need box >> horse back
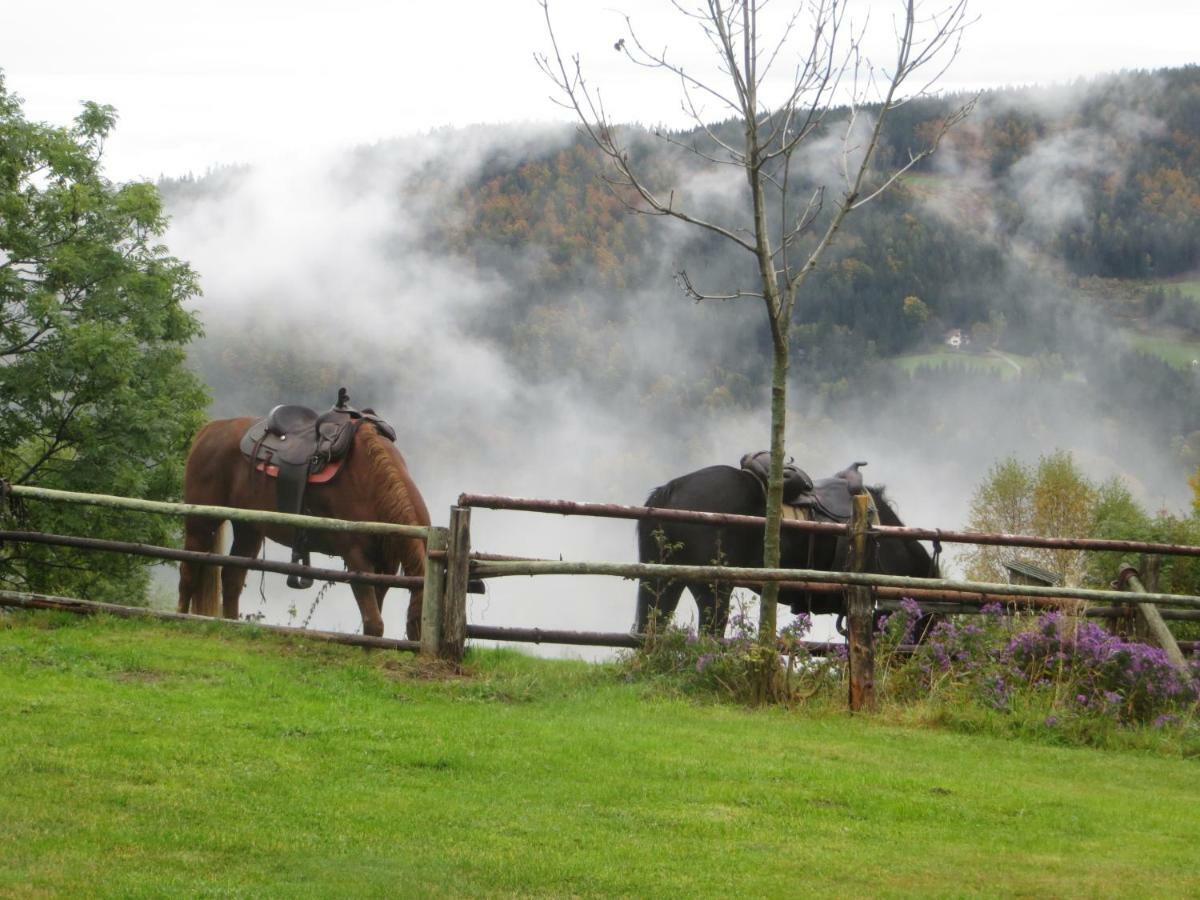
[638,465,764,567]
[183,417,258,507]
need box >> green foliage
[0,74,208,602]
[961,450,1098,585]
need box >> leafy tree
[961,451,1098,586]
[0,74,209,603]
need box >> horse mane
[358,424,423,528]
[868,483,939,577]
[356,423,429,579]
[866,484,896,523]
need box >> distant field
[895,347,1026,378]
[1129,333,1200,369]
[2,613,1197,897]
[1162,278,1200,302]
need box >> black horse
[635,464,938,635]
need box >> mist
[161,104,1194,658]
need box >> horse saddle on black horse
[741,452,878,616]
[239,388,396,588]
[739,451,870,522]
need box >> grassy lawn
[895,347,1025,379]
[1162,278,1200,302]
[1128,333,1200,369]
[1,612,1197,898]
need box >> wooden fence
[2,482,1199,711]
[454,491,1200,709]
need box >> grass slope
[1,612,1197,898]
[895,347,1027,379]
[1129,333,1200,369]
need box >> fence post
[440,506,471,663]
[1117,562,1187,669]
[421,526,448,657]
[847,493,876,711]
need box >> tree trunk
[754,322,789,702]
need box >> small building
[1004,560,1063,587]
[944,328,970,350]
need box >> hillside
[2,612,1198,896]
[161,67,1200,494]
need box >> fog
[162,110,1192,659]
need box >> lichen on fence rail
[457,492,1200,557]
[8,483,430,539]
[468,558,1200,610]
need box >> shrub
[623,597,1200,747]
[621,603,834,704]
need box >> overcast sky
[2,0,1197,182]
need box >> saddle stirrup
[287,532,315,590]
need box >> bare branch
[537,0,759,255]
[675,269,763,303]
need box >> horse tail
[638,484,674,563]
[190,521,227,617]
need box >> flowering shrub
[624,596,1199,743]
[892,604,1199,726]
[1001,612,1198,724]
[622,603,828,704]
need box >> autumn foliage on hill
[444,140,653,292]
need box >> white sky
[2,0,1197,182]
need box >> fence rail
[0,529,425,589]
[0,590,421,652]
[7,483,431,539]
[458,492,1200,557]
[469,558,1200,610]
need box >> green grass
[2,612,1198,897]
[1128,333,1200,369]
[895,347,1026,379]
[1161,278,1200,302]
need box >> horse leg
[221,523,264,621]
[344,545,385,638]
[405,590,422,643]
[635,578,685,634]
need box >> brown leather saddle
[239,388,396,588]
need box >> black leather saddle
[740,453,877,616]
[239,388,396,588]
[739,452,870,522]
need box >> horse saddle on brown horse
[739,451,870,523]
[239,388,396,588]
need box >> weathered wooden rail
[458,492,1200,556]
[0,590,421,651]
[0,529,425,589]
[5,483,430,538]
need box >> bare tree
[539,0,973,677]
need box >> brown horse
[177,417,431,638]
